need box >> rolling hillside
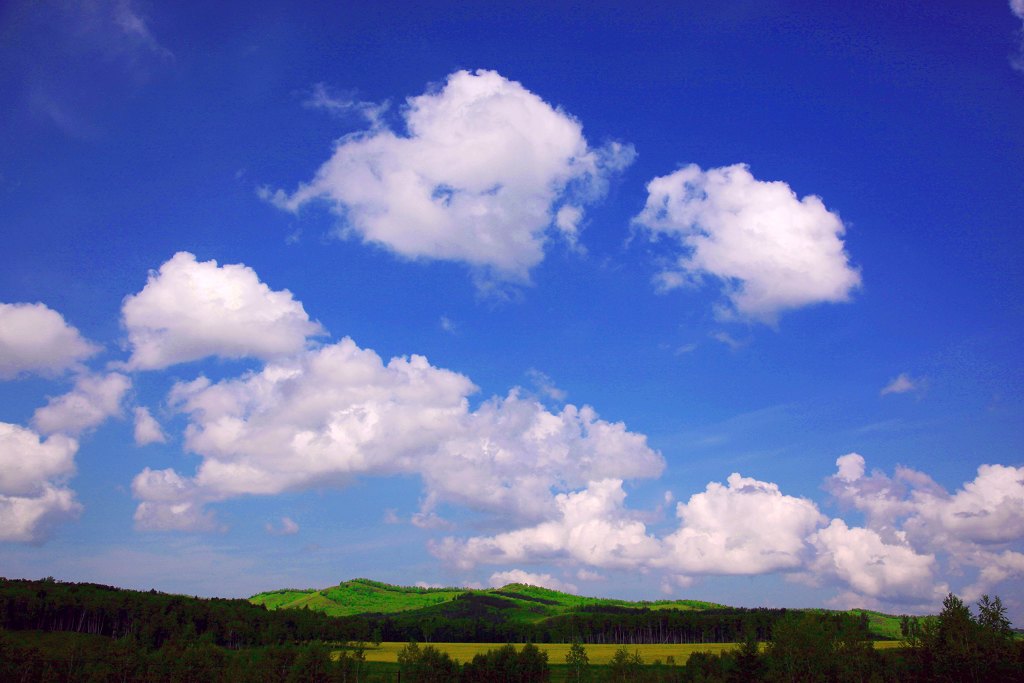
[250,578,724,620]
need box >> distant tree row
[0,577,370,648]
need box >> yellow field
[350,641,902,665]
[360,642,735,665]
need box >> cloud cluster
[272,69,634,284]
[0,422,82,542]
[633,164,861,322]
[0,303,99,379]
[131,336,662,531]
[437,455,1024,608]
[121,252,324,370]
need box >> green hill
[250,578,903,641]
[250,578,723,621]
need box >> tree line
[2,577,1021,681]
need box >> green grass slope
[252,578,725,621]
[250,578,903,641]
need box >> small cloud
[440,316,457,334]
[382,508,401,525]
[880,373,920,396]
[303,83,389,127]
[527,369,567,402]
[265,516,299,535]
[674,343,698,356]
[33,373,131,437]
[652,270,688,294]
[710,331,745,351]
[133,407,166,446]
[411,511,453,530]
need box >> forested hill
[250,578,725,617]
[249,578,904,643]
[0,575,904,647]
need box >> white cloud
[0,422,82,542]
[132,337,662,530]
[489,569,578,594]
[434,479,662,571]
[662,473,826,575]
[436,473,826,578]
[0,302,99,379]
[0,484,82,543]
[633,163,861,322]
[809,519,944,602]
[271,69,634,285]
[826,456,1024,548]
[908,464,1024,545]
[823,455,1024,602]
[0,423,78,497]
[960,549,1024,601]
[32,373,131,436]
[437,459,1022,608]
[880,373,919,396]
[131,468,220,532]
[121,252,324,370]
[133,407,166,446]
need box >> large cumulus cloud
[121,252,324,370]
[271,69,634,286]
[633,164,861,322]
[0,302,99,379]
[0,422,81,542]
[132,338,663,531]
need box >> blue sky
[1,0,1023,619]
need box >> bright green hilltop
[249,578,903,639]
[250,578,722,619]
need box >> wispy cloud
[710,331,746,351]
[1011,0,1024,72]
[113,0,173,61]
[880,373,921,396]
[265,517,300,535]
[527,369,567,402]
[304,83,388,127]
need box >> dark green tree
[565,640,590,682]
[607,646,643,682]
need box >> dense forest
[1,577,1022,681]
